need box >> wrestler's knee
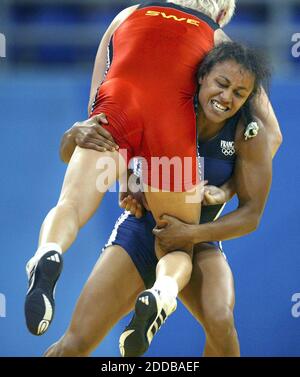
[46,332,92,357]
[155,240,194,260]
[202,306,236,339]
[54,198,81,225]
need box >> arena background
[0,0,299,357]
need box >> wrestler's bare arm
[153,119,272,248]
[251,89,282,157]
[190,119,272,243]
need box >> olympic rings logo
[221,148,235,156]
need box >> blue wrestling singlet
[104,113,240,287]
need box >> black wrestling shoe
[25,250,63,336]
[119,288,177,357]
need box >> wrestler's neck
[196,108,226,142]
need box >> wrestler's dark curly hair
[197,41,271,126]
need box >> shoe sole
[25,251,63,336]
[119,290,161,357]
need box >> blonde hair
[166,0,236,27]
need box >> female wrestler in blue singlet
[44,42,279,357]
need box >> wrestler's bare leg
[145,188,202,292]
[179,243,240,357]
[25,147,127,335]
[119,186,202,357]
[39,147,126,251]
[45,245,145,356]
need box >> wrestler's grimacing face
[198,60,255,124]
